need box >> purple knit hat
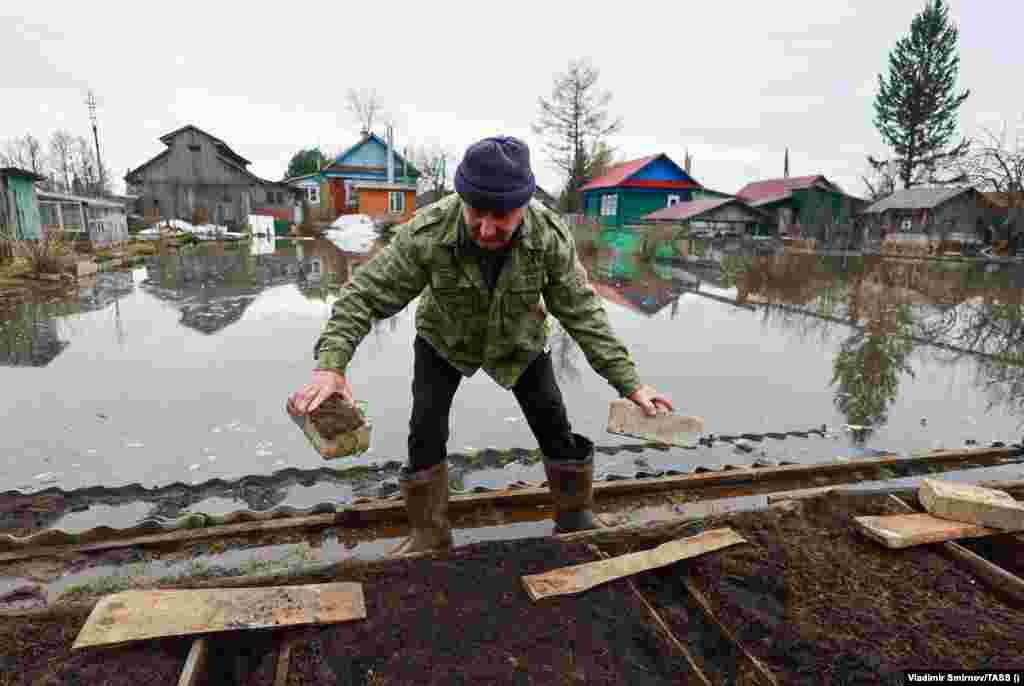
[455,136,536,213]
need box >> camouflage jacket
[314,194,641,397]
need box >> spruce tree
[870,0,970,189]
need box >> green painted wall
[9,176,42,239]
[792,188,856,225]
[621,190,674,225]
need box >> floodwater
[3,230,1024,518]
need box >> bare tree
[345,88,388,136]
[70,135,111,196]
[861,158,898,201]
[49,129,75,192]
[1,133,47,174]
[409,142,455,195]
[532,58,623,213]
[961,119,1024,201]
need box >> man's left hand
[628,384,674,417]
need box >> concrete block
[919,478,1024,531]
[606,398,703,447]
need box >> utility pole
[86,90,105,196]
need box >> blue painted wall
[628,156,695,184]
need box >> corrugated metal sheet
[736,175,824,202]
[578,155,660,192]
[645,197,734,221]
[863,187,973,213]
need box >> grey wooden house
[125,125,296,228]
[860,187,995,243]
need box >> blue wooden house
[316,130,420,222]
[579,154,702,226]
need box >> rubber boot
[543,434,611,533]
[389,461,454,557]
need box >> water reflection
[3,227,1024,497]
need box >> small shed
[644,197,772,236]
[37,191,129,248]
[580,154,702,227]
[861,187,993,243]
[1,167,46,240]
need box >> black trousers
[408,335,583,472]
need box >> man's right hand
[287,369,352,416]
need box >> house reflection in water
[0,271,137,367]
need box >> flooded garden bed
[3,485,1023,684]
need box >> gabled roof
[736,175,835,203]
[578,155,660,192]
[327,132,420,177]
[159,125,251,165]
[645,197,766,222]
[863,187,975,213]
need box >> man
[288,136,673,556]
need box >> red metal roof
[736,175,825,202]
[578,155,660,192]
[644,197,736,221]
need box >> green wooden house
[1,167,45,240]
[736,175,866,236]
[580,154,702,227]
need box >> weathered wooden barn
[861,187,995,243]
[736,175,865,236]
[1,167,45,240]
[580,154,702,227]
[644,197,772,236]
[125,125,296,229]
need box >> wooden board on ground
[522,527,745,601]
[854,512,998,549]
[606,398,704,447]
[888,495,1024,606]
[73,582,366,650]
[918,478,1024,531]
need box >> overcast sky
[3,1,1022,198]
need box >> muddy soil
[958,533,1024,579]
[309,395,365,439]
[206,538,694,685]
[633,492,1024,685]
[0,608,191,686]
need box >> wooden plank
[0,513,340,564]
[177,637,209,686]
[587,544,712,686]
[0,448,1014,564]
[889,496,1024,607]
[683,577,780,686]
[523,528,746,601]
[273,639,294,686]
[766,486,836,503]
[854,512,998,549]
[73,582,366,650]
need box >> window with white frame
[306,186,319,204]
[667,194,681,207]
[600,194,618,217]
[389,191,405,213]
